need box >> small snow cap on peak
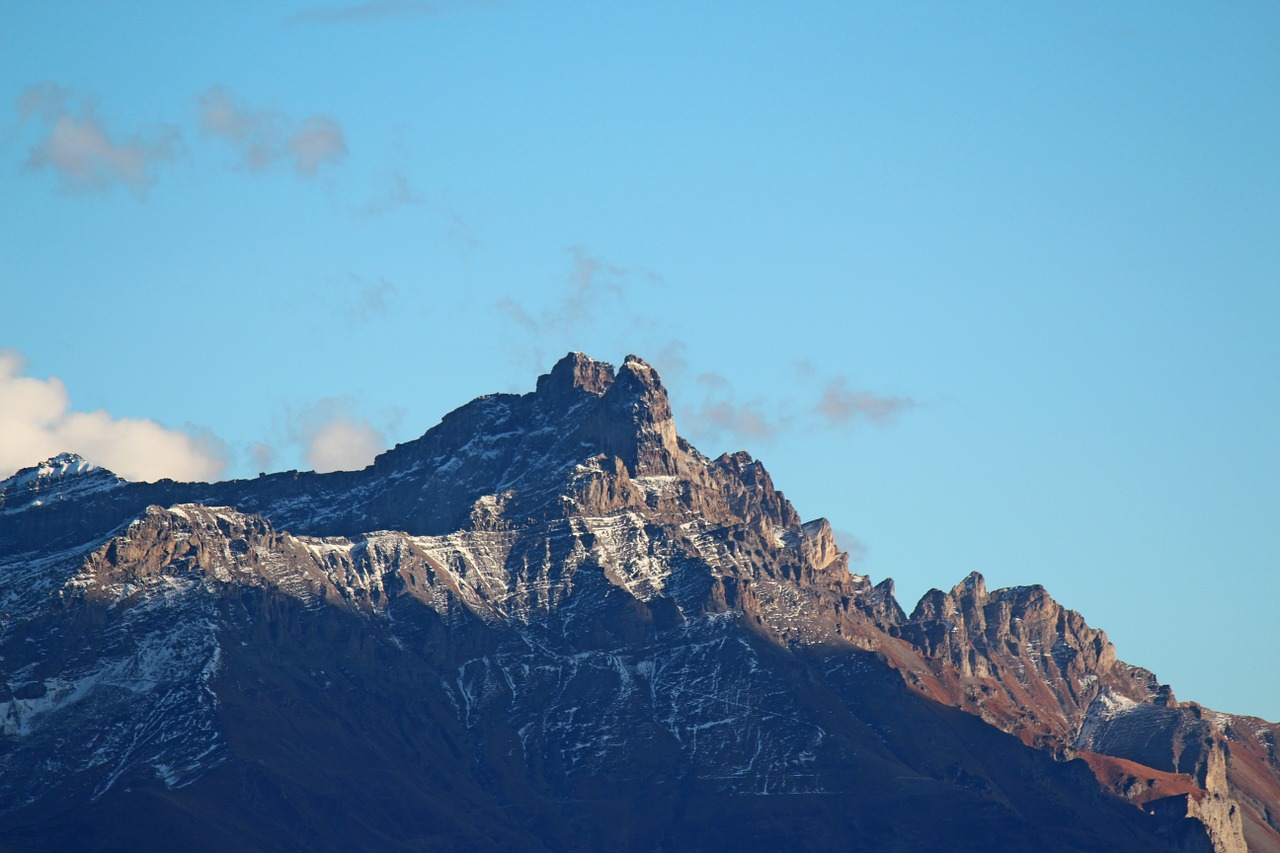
[1,452,124,513]
[2,452,102,486]
[40,452,97,473]
[536,352,617,399]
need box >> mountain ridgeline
[0,353,1276,852]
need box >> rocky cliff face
[896,567,1275,853]
[0,352,1274,852]
[899,571,1157,743]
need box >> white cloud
[198,87,347,176]
[305,419,383,472]
[15,83,180,196]
[0,349,226,482]
[287,399,386,473]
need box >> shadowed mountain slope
[1,353,1274,851]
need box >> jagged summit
[0,452,125,515]
[529,352,680,472]
[41,451,90,468]
[534,351,617,398]
[1,452,103,485]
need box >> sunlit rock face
[0,353,1274,853]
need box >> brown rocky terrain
[886,571,1275,853]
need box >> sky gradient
[2,2,1278,719]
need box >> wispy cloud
[833,529,869,566]
[658,347,918,450]
[197,87,276,169]
[357,173,478,251]
[683,398,778,442]
[814,378,916,426]
[442,209,480,250]
[198,86,347,176]
[346,274,398,319]
[557,245,629,334]
[285,399,386,473]
[652,343,783,447]
[15,83,180,197]
[679,371,779,442]
[650,340,690,380]
[0,349,226,482]
[496,298,539,334]
[494,250,915,449]
[248,442,274,473]
[496,245,662,370]
[359,170,424,217]
[290,1,442,24]
[288,116,347,174]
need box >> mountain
[1,352,1276,852]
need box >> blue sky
[1,2,1277,719]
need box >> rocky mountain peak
[957,569,987,599]
[597,354,680,475]
[800,518,842,572]
[525,352,682,479]
[2,453,100,486]
[0,452,125,515]
[534,351,617,400]
[528,353,679,471]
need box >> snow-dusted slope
[0,353,1273,853]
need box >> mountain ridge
[0,352,1275,852]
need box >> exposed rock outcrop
[898,572,1267,852]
